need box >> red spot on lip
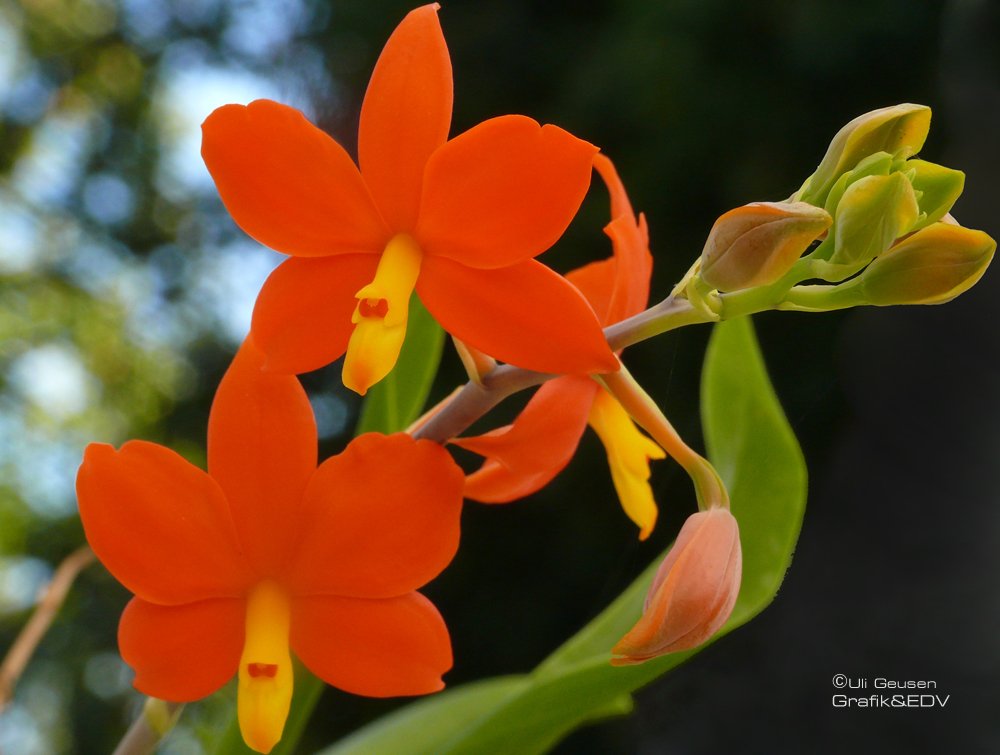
[247,663,279,678]
[359,298,389,318]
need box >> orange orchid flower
[76,339,464,753]
[453,156,666,539]
[201,4,617,395]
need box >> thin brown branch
[0,545,96,711]
[414,295,707,444]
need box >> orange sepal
[285,433,463,599]
[590,155,653,325]
[566,258,617,324]
[416,115,598,269]
[602,212,653,325]
[359,4,452,231]
[77,441,251,605]
[417,256,618,375]
[453,376,597,503]
[208,338,317,577]
[291,592,451,698]
[202,100,389,257]
[251,254,380,375]
[119,597,245,701]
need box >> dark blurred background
[1,0,998,753]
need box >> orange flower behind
[76,339,464,753]
[201,4,617,395]
[453,156,665,538]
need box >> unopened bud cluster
[689,103,994,309]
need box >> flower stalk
[597,365,729,511]
[112,699,183,755]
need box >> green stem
[779,277,868,311]
[112,699,183,755]
[597,365,729,510]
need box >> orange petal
[453,376,597,503]
[415,115,598,269]
[416,256,618,375]
[251,254,380,374]
[202,99,389,257]
[284,433,463,598]
[119,596,244,701]
[359,4,452,231]
[603,212,653,324]
[291,592,451,697]
[593,154,635,221]
[208,339,317,577]
[77,442,251,605]
[580,155,653,325]
[566,257,617,323]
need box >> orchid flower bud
[860,222,995,306]
[699,201,831,292]
[907,160,965,231]
[822,151,894,217]
[611,507,741,665]
[800,103,931,206]
[828,172,919,267]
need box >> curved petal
[417,256,618,375]
[415,115,598,269]
[291,592,451,697]
[603,212,653,324]
[208,338,317,576]
[202,100,389,257]
[77,442,251,605]
[594,154,634,221]
[251,254,380,375]
[285,433,463,599]
[567,156,653,326]
[359,4,452,231]
[453,376,597,503]
[119,597,244,702]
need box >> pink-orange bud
[699,201,831,292]
[611,508,741,665]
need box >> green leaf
[327,677,529,755]
[700,316,807,621]
[320,316,807,755]
[209,295,446,755]
[357,296,445,434]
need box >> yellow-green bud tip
[802,103,931,206]
[861,222,995,306]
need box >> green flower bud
[861,222,995,305]
[823,151,893,216]
[907,160,965,231]
[699,201,832,292]
[829,172,919,267]
[801,104,931,206]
